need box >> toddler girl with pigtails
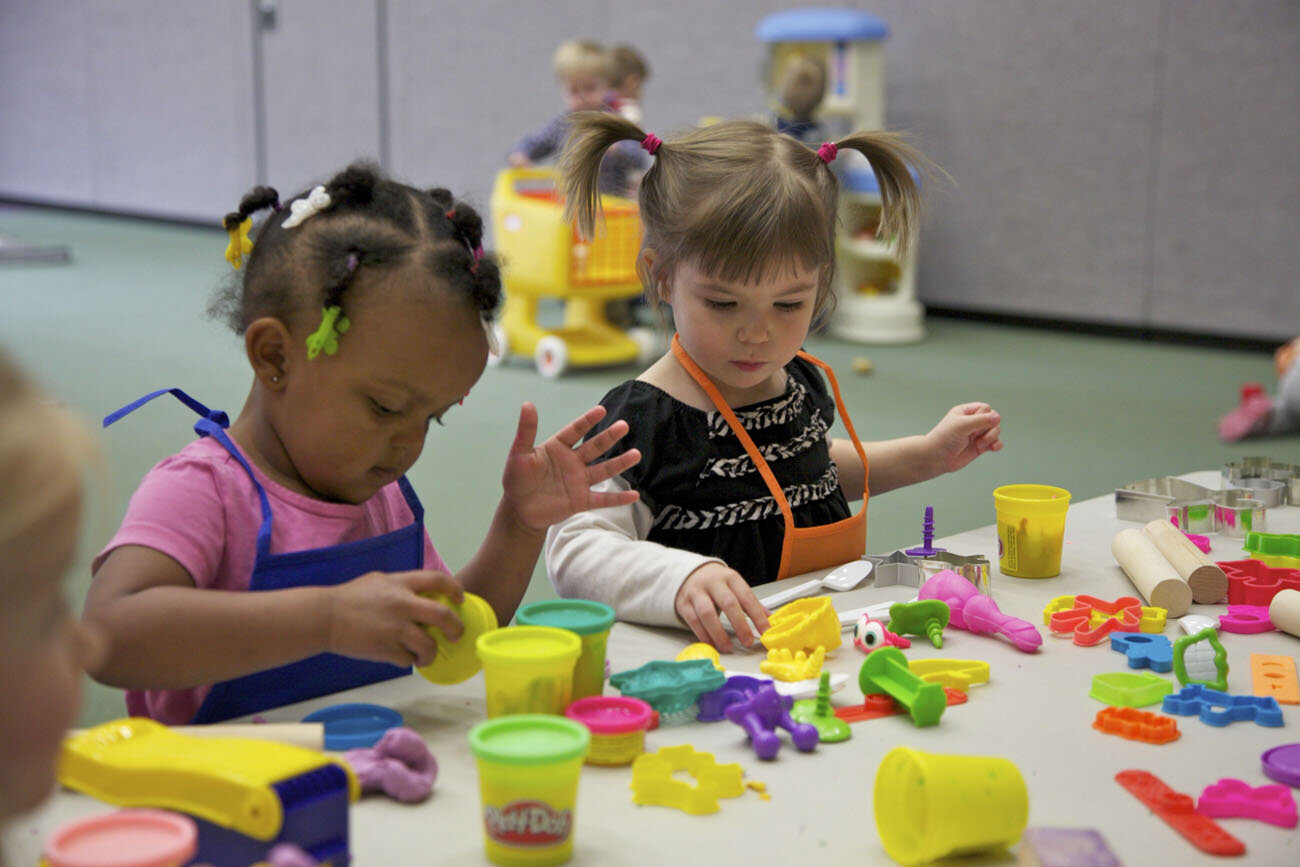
[546,115,1003,652]
[84,162,640,724]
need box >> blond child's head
[212,162,502,506]
[777,55,827,121]
[553,39,610,112]
[608,43,649,101]
[561,114,926,328]
[0,353,97,820]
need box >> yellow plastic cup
[417,592,499,685]
[516,599,616,700]
[469,715,590,866]
[477,626,582,718]
[873,746,1028,865]
[993,484,1071,577]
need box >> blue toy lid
[302,702,403,750]
[756,8,889,43]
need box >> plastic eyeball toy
[852,614,910,655]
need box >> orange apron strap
[670,335,796,538]
[795,350,870,502]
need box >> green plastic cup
[515,600,616,700]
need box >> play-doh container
[564,695,653,765]
[417,591,499,685]
[515,599,616,700]
[873,746,1028,865]
[477,625,582,717]
[468,715,590,866]
[43,809,198,867]
[993,484,1071,578]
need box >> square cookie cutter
[1115,477,1266,537]
[1223,457,1298,506]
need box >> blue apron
[105,388,417,723]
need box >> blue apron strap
[396,476,424,526]
[104,388,273,560]
[103,388,229,430]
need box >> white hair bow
[281,185,332,229]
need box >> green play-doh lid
[468,714,591,766]
[516,599,616,636]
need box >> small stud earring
[271,375,281,383]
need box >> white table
[7,471,1299,865]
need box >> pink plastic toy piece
[918,570,1042,652]
[1197,778,1298,829]
[344,726,437,803]
[1219,604,1274,634]
[1183,532,1212,553]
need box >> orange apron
[671,335,870,580]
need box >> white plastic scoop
[759,559,874,610]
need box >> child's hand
[501,403,641,531]
[327,570,466,668]
[925,402,1003,473]
[675,562,770,653]
[1276,338,1300,379]
[507,152,532,168]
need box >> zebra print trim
[705,379,809,439]
[701,407,829,480]
[652,463,841,531]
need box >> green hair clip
[305,305,351,359]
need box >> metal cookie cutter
[1223,457,1299,505]
[1115,477,1266,537]
[864,550,991,595]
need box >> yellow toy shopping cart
[490,168,655,378]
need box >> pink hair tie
[641,133,662,156]
[817,142,838,164]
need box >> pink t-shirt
[93,435,447,725]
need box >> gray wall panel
[1148,1,1300,338]
[388,0,610,209]
[872,0,1161,325]
[83,1,255,220]
[0,1,94,203]
[261,0,383,198]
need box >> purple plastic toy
[904,506,946,557]
[918,570,1042,652]
[724,683,819,760]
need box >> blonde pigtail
[559,111,648,240]
[833,132,932,262]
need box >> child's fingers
[551,404,608,449]
[587,487,641,509]
[399,622,440,668]
[586,448,641,484]
[680,594,733,653]
[398,570,465,605]
[409,596,464,642]
[730,580,771,637]
[508,402,540,455]
[575,418,629,462]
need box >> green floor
[1,205,1292,726]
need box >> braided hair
[209,162,500,338]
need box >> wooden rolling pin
[69,722,325,750]
[1111,528,1192,617]
[1270,589,1300,639]
[1142,519,1229,604]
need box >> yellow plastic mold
[58,718,358,841]
[630,744,744,815]
[760,596,842,653]
[676,642,724,670]
[760,646,827,682]
[908,659,991,691]
[1042,594,1166,633]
